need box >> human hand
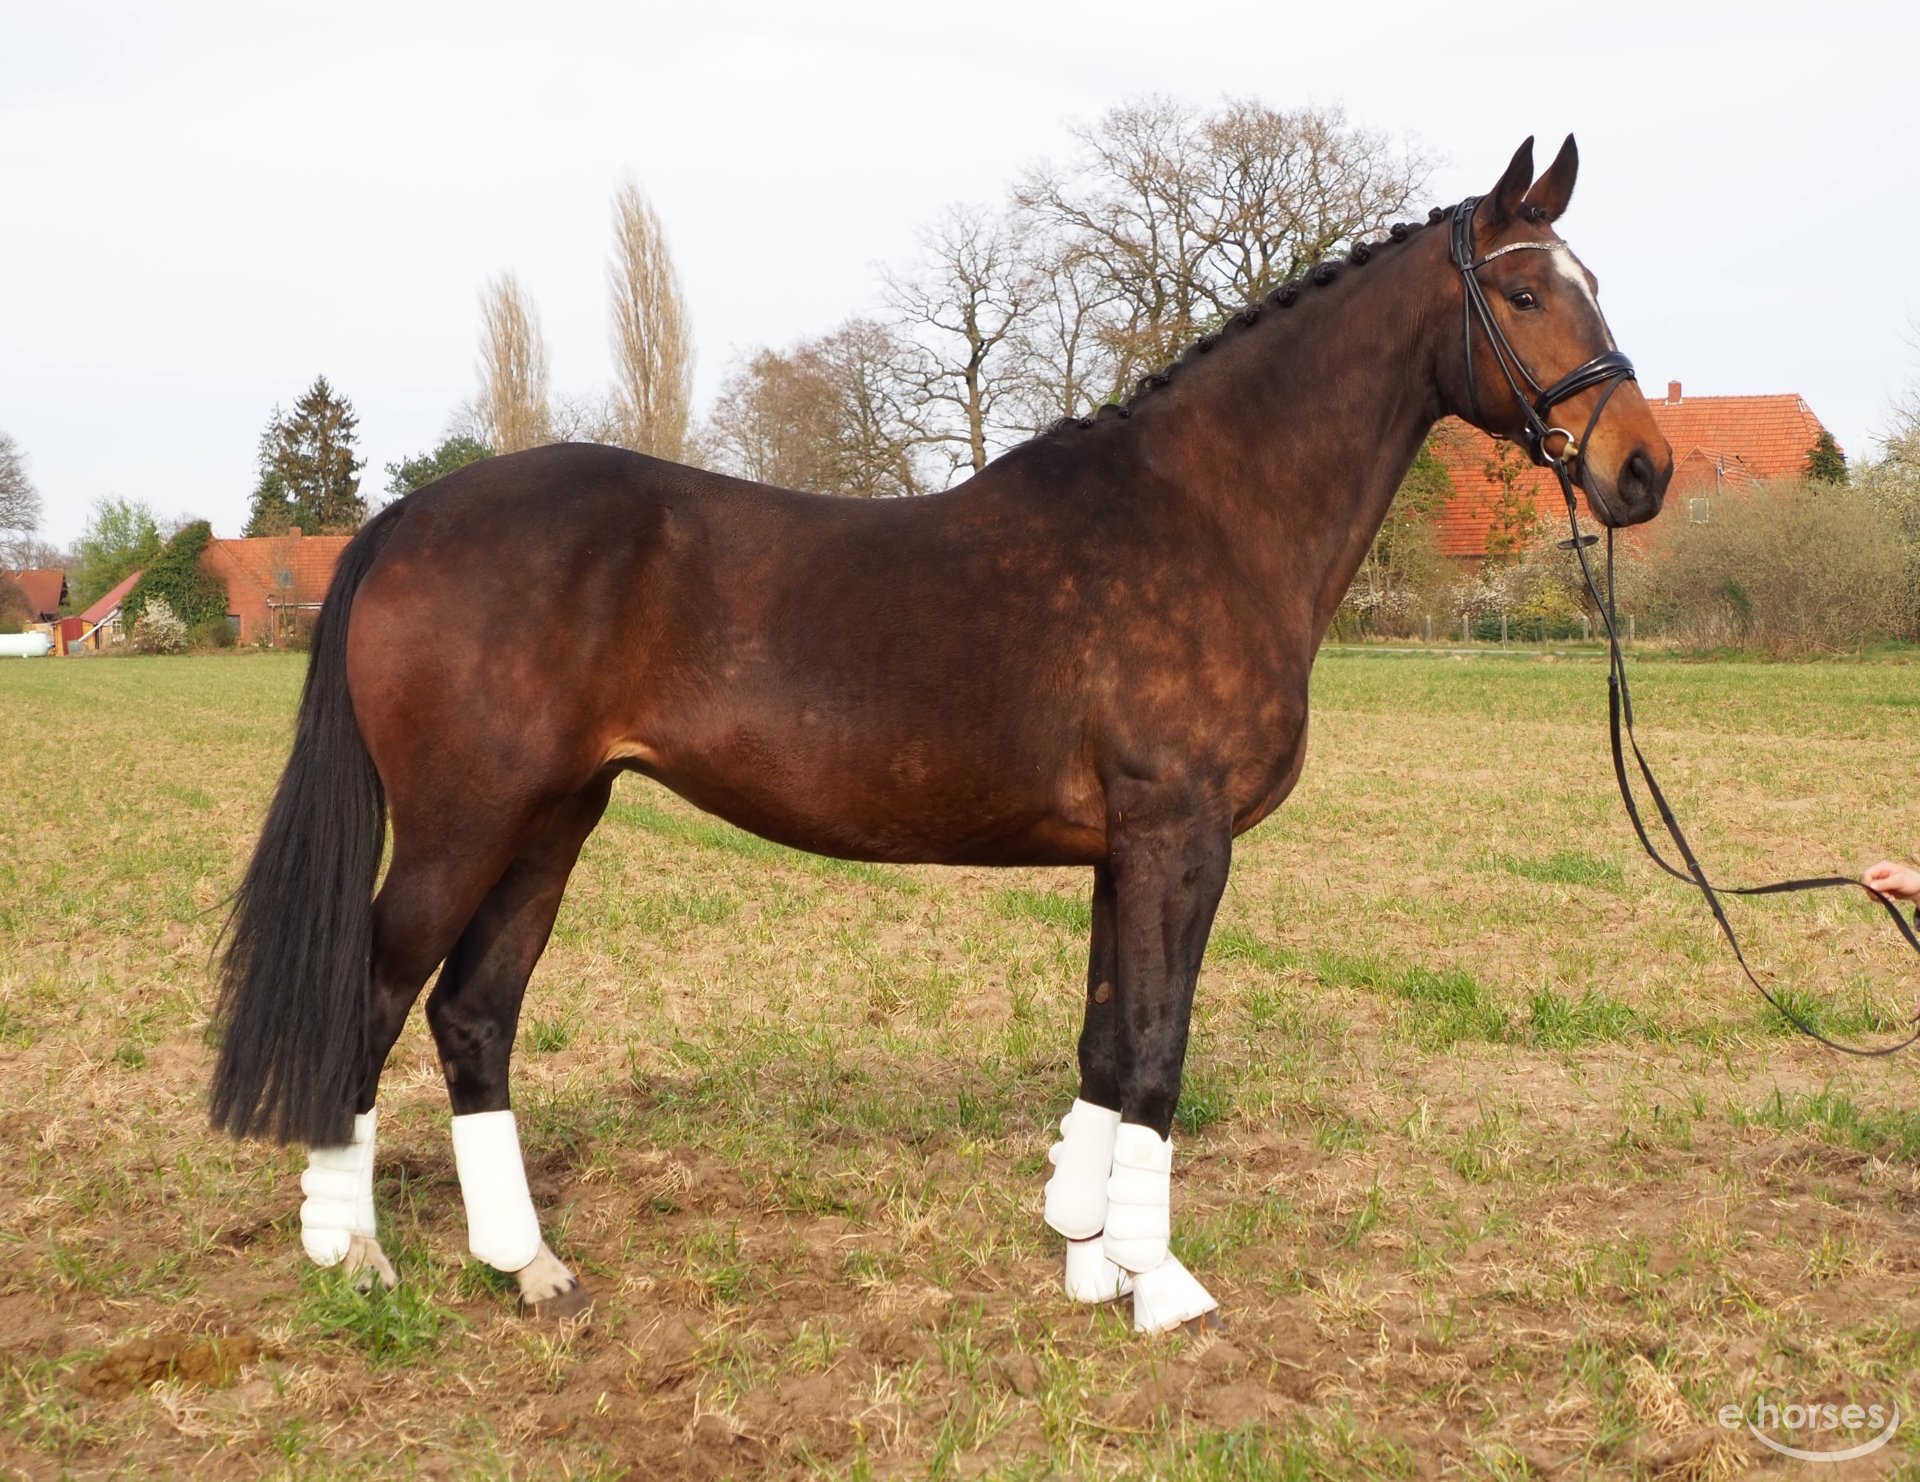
[1861,860,1920,903]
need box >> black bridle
[1451,199,1920,1057]
[1450,195,1637,475]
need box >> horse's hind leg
[301,839,511,1292]
[426,778,613,1318]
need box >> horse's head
[1435,135,1671,528]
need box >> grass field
[3,648,1920,1479]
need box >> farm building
[59,570,142,653]
[6,568,67,622]
[1432,380,1837,559]
[202,528,352,646]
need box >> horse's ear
[1477,137,1535,238]
[1524,135,1579,222]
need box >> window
[1688,497,1710,524]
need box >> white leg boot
[300,1109,396,1290]
[1043,1099,1132,1303]
[450,1109,588,1316]
[1104,1123,1219,1334]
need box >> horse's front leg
[1082,795,1230,1333]
[1044,864,1134,1304]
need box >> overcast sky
[4,0,1915,550]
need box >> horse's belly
[632,723,1107,867]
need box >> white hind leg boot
[451,1110,588,1315]
[1043,1099,1132,1303]
[301,1109,395,1289]
[1104,1123,1218,1334]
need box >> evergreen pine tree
[1805,428,1848,485]
[244,377,367,535]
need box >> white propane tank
[0,633,53,658]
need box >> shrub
[1617,478,1912,654]
[188,615,236,650]
[0,579,28,635]
[123,520,227,631]
[132,596,189,654]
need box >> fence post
[1425,615,1432,644]
[1627,614,1635,644]
[1500,614,1508,646]
[1582,614,1590,642]
[1461,613,1469,644]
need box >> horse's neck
[1132,253,1444,638]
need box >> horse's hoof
[523,1281,592,1320]
[1178,1309,1225,1336]
[1129,1254,1219,1334]
[514,1241,589,1318]
[341,1234,398,1292]
[1064,1235,1135,1304]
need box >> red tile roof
[7,568,67,620]
[78,570,142,625]
[204,531,353,606]
[1431,381,1836,558]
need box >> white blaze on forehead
[1550,246,1616,349]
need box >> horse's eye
[1508,290,1539,311]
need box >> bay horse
[211,136,1671,1331]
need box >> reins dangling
[1450,199,1920,1057]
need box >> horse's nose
[1617,448,1668,512]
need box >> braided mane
[1047,206,1455,434]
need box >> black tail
[210,501,408,1147]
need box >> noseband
[1449,198,1636,476]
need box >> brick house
[1431,381,1839,560]
[202,528,352,646]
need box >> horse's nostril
[1624,450,1654,498]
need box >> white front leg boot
[1104,1123,1219,1334]
[1044,1099,1132,1303]
[450,1109,588,1316]
[300,1109,396,1289]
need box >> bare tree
[607,178,695,461]
[883,205,1038,480]
[475,272,552,454]
[701,320,924,498]
[0,431,43,569]
[550,391,624,446]
[1004,233,1123,432]
[1016,97,1433,403]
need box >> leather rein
[1450,198,1920,1057]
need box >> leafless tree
[701,320,924,498]
[883,205,1039,479]
[475,272,552,454]
[550,391,624,446]
[0,431,43,569]
[1003,234,1123,432]
[1016,97,1433,402]
[607,177,694,461]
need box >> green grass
[1737,1086,1920,1162]
[6,650,1920,1478]
[295,1266,466,1368]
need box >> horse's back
[343,444,1115,862]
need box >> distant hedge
[123,521,228,631]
